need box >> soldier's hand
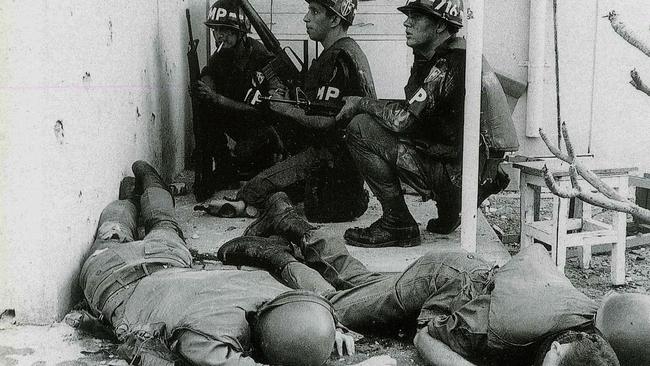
[269,87,289,100]
[335,329,355,356]
[335,96,362,121]
[352,355,397,366]
[196,80,218,101]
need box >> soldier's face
[403,12,439,50]
[211,27,240,50]
[304,2,333,42]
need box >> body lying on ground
[76,161,394,366]
[218,191,650,366]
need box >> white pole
[526,0,546,138]
[460,0,484,252]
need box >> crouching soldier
[336,0,519,247]
[193,0,289,201]
[236,0,376,223]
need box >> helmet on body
[398,0,464,28]
[205,0,251,33]
[595,292,650,366]
[254,290,336,366]
[306,0,358,25]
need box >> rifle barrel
[186,9,194,42]
[259,96,308,106]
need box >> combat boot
[132,161,169,194]
[243,192,315,243]
[217,235,297,274]
[344,196,420,248]
[426,216,461,235]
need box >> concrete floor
[179,187,511,271]
[0,183,510,365]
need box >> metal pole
[460,0,484,252]
[526,0,547,138]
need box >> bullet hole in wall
[78,190,83,198]
[82,72,91,82]
[53,120,64,144]
[151,113,156,124]
[0,309,15,320]
[136,107,141,118]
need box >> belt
[97,263,169,316]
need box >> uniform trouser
[237,147,318,207]
[82,187,186,326]
[196,104,285,182]
[346,114,495,222]
[290,232,494,339]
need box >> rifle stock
[239,0,303,88]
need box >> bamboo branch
[543,165,581,198]
[631,69,650,97]
[540,124,650,223]
[606,10,650,58]
[540,124,626,201]
[561,123,576,159]
[543,166,650,222]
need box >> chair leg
[581,244,592,269]
[554,196,570,272]
[611,177,628,285]
[519,176,536,248]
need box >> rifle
[260,96,343,117]
[186,9,212,200]
[239,0,304,89]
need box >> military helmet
[205,0,251,33]
[254,290,336,366]
[596,292,650,366]
[398,0,464,28]
[306,0,358,25]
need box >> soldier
[236,0,376,223]
[76,161,395,366]
[193,0,287,202]
[217,193,649,366]
[336,0,519,247]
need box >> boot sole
[345,236,421,248]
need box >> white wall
[0,0,205,324]
[591,0,650,173]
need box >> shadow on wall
[154,14,179,181]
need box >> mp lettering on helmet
[339,0,356,17]
[408,88,427,104]
[208,7,228,20]
[432,0,460,17]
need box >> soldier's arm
[414,327,476,366]
[269,53,362,130]
[176,330,269,366]
[196,76,261,118]
[269,99,336,130]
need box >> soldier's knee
[96,221,136,243]
[345,114,374,138]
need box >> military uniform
[80,186,291,365]
[196,38,286,185]
[346,37,518,230]
[285,237,598,364]
[238,37,376,223]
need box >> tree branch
[631,69,650,97]
[606,10,650,58]
[540,123,626,201]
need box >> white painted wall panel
[0,0,203,323]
